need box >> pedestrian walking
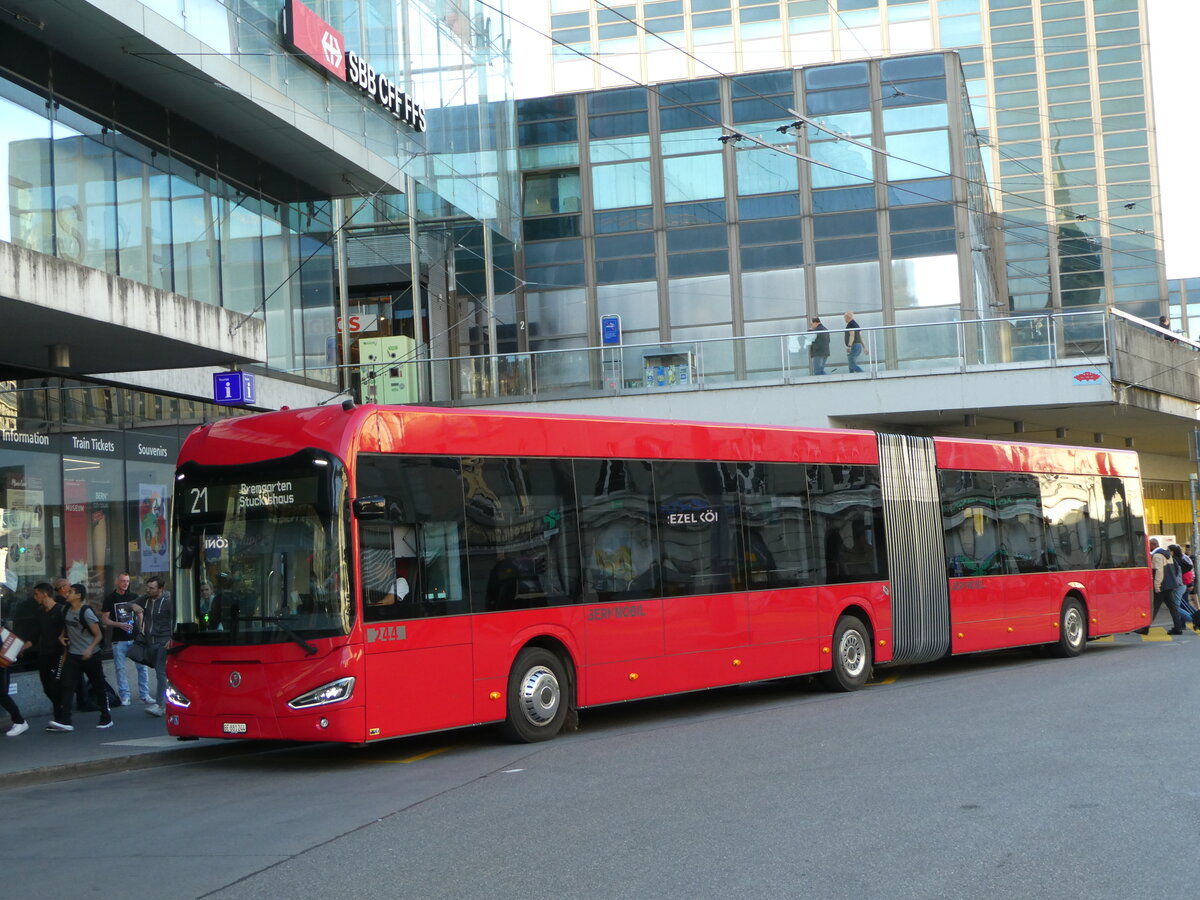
[131,576,172,717]
[843,311,867,373]
[1150,538,1185,635]
[1,650,30,737]
[1168,544,1195,631]
[29,583,66,710]
[52,576,94,712]
[808,316,830,376]
[49,584,112,732]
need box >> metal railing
[324,309,1128,406]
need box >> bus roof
[179,405,879,467]
[179,405,1139,478]
[932,434,1140,478]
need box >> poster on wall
[139,484,169,572]
[63,479,90,585]
[5,484,46,578]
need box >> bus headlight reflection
[288,676,356,709]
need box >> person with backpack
[1169,544,1199,632]
[48,584,112,732]
[1150,538,1185,636]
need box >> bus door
[356,456,473,739]
[656,461,750,692]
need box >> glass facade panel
[598,282,660,331]
[883,104,950,131]
[589,135,652,162]
[592,162,653,209]
[742,268,805,322]
[814,261,881,314]
[739,193,800,219]
[891,255,960,307]
[668,249,731,278]
[885,131,951,180]
[524,171,583,215]
[526,289,588,339]
[662,155,726,202]
[668,274,733,326]
[809,141,874,187]
[736,149,800,194]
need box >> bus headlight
[288,676,356,709]
[164,681,191,709]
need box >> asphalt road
[4,633,1199,899]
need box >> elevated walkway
[359,309,1200,474]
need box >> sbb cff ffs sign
[282,0,426,132]
[282,0,344,79]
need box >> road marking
[398,746,453,763]
[868,668,904,686]
[1143,627,1175,642]
[1093,635,1114,642]
[363,745,455,764]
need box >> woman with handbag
[131,576,173,717]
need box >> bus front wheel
[501,647,569,743]
[1048,597,1087,658]
[822,615,872,692]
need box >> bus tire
[1049,597,1087,658]
[501,647,569,743]
[822,615,872,692]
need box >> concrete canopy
[0,241,263,379]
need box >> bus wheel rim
[1064,607,1083,646]
[519,666,560,726]
[840,630,865,678]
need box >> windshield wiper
[229,615,318,655]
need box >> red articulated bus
[165,405,1150,744]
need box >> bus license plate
[223,722,248,734]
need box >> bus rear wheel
[1048,597,1087,658]
[822,615,872,692]
[501,647,569,743]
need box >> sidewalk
[0,700,261,790]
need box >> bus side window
[361,524,411,622]
[357,455,470,619]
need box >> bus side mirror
[353,496,387,520]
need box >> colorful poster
[139,484,169,571]
[5,486,45,577]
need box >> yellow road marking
[1143,627,1174,642]
[359,745,455,765]
[1093,635,1114,643]
[397,746,453,764]
[868,669,903,686]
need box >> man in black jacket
[29,582,65,709]
[808,317,830,376]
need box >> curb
[0,740,275,792]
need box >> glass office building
[0,0,516,600]
[507,52,1001,381]
[541,0,1165,321]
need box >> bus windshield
[172,450,352,646]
